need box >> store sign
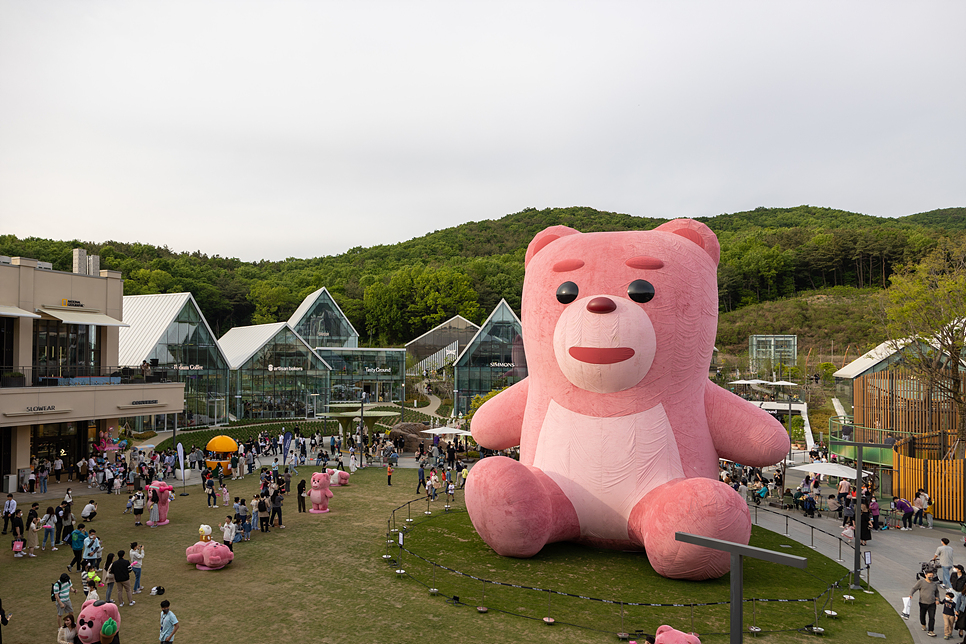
[131,400,159,405]
[174,364,204,371]
[490,362,515,368]
[268,364,303,372]
[61,299,84,308]
[26,405,56,412]
[365,367,391,374]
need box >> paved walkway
[751,500,962,642]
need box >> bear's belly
[532,400,684,542]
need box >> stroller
[802,495,820,518]
[916,560,939,581]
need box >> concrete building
[0,255,184,491]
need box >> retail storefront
[453,299,527,415]
[220,322,331,421]
[314,347,406,404]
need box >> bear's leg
[465,456,578,558]
[628,477,750,580]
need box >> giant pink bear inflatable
[466,220,789,580]
[146,480,174,526]
[309,471,333,513]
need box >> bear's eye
[556,281,579,304]
[628,279,655,303]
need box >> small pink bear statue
[326,468,350,486]
[653,624,701,644]
[309,471,333,513]
[466,220,790,580]
[76,599,120,644]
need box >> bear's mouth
[568,346,635,364]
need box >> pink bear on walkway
[466,220,789,580]
[309,471,333,513]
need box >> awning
[0,304,41,319]
[39,307,129,327]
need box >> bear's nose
[586,297,616,314]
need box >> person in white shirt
[81,501,97,522]
[219,516,236,552]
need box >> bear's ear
[654,219,720,265]
[525,226,581,267]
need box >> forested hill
[2,205,964,349]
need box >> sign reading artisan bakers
[61,299,84,308]
[267,364,303,372]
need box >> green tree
[248,282,296,324]
[882,239,966,455]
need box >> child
[242,514,252,542]
[124,495,134,514]
[387,464,393,486]
[221,483,230,507]
[232,497,241,519]
[446,481,455,504]
[113,476,122,495]
[86,579,99,603]
[942,591,957,639]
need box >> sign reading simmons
[267,364,304,372]
[489,362,515,368]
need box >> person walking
[53,572,77,628]
[67,524,87,572]
[111,550,134,607]
[2,494,15,535]
[130,542,145,594]
[416,462,426,494]
[269,490,284,529]
[296,479,306,513]
[909,569,942,637]
[159,600,179,642]
[387,463,393,486]
[933,538,956,589]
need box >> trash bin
[2,474,16,493]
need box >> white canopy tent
[787,462,872,480]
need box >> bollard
[836,539,844,562]
[406,502,413,523]
[543,589,554,625]
[784,515,789,536]
[809,526,817,549]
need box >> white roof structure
[833,339,909,380]
[218,322,331,371]
[288,286,359,337]
[405,314,479,348]
[119,292,227,367]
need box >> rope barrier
[385,497,862,634]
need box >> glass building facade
[453,300,527,415]
[227,325,331,420]
[289,287,359,349]
[141,300,229,426]
[315,348,405,404]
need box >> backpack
[51,581,59,602]
[257,499,267,513]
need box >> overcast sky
[1,2,963,262]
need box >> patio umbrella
[138,444,155,450]
[420,428,456,435]
[769,380,797,386]
[787,462,872,479]
[729,379,752,385]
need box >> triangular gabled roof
[405,314,480,348]
[833,340,906,380]
[218,322,331,371]
[455,299,522,365]
[119,292,229,367]
[288,286,359,338]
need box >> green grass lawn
[0,465,910,643]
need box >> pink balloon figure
[326,468,350,486]
[186,525,234,570]
[309,472,333,513]
[465,221,790,581]
[145,480,174,526]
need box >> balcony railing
[0,365,177,388]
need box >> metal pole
[730,552,743,644]
[852,446,864,589]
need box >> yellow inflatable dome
[206,435,238,453]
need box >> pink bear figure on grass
[326,468,350,486]
[76,599,120,644]
[653,624,701,644]
[309,472,334,513]
[466,220,789,581]
[186,524,234,570]
[145,480,174,526]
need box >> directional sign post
[675,532,807,644]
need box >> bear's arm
[705,384,790,466]
[470,378,528,450]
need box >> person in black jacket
[296,480,306,513]
[111,550,134,607]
